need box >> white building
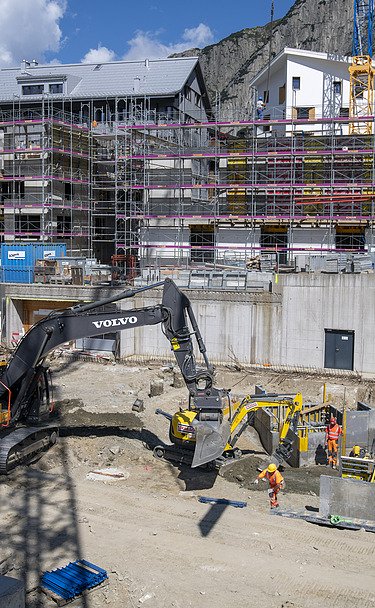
[250,47,355,134]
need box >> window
[49,83,63,94]
[94,216,108,239]
[262,90,270,103]
[185,86,192,101]
[278,84,286,104]
[263,115,271,132]
[16,214,40,233]
[1,181,24,200]
[65,182,73,201]
[260,227,288,264]
[340,107,349,117]
[22,84,44,96]
[190,225,215,263]
[292,76,300,90]
[336,227,365,251]
[333,81,342,95]
[194,92,201,107]
[295,107,315,119]
[57,215,71,234]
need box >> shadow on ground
[0,432,90,608]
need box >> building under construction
[0,55,374,276]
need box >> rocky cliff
[173,0,354,116]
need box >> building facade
[0,57,210,265]
[0,52,374,274]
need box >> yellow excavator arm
[224,392,303,454]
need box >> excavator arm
[0,279,230,470]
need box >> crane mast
[349,0,375,134]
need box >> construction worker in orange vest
[254,463,285,508]
[325,416,342,468]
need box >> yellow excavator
[154,391,303,468]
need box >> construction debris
[149,379,164,397]
[132,398,145,413]
[86,468,129,481]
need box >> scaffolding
[1,101,375,273]
[0,103,91,256]
[90,107,375,274]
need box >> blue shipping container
[0,243,67,283]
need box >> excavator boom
[0,279,230,472]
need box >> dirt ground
[1,359,375,608]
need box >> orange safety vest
[326,423,341,440]
[259,469,284,488]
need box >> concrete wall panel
[320,475,375,521]
[346,411,370,450]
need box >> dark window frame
[333,81,342,95]
[22,84,44,96]
[49,83,63,94]
[292,76,301,90]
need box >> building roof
[250,47,351,86]
[0,56,200,101]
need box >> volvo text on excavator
[0,279,231,473]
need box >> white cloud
[81,46,116,64]
[80,23,214,65]
[0,0,66,66]
[121,23,214,61]
[182,23,214,48]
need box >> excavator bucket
[271,428,298,465]
[191,420,231,468]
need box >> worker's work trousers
[327,439,338,466]
[268,487,280,508]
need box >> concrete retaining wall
[3,272,375,374]
[320,475,375,521]
[118,273,375,373]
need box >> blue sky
[0,0,296,67]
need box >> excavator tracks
[0,425,59,475]
[152,443,242,470]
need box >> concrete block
[132,398,144,412]
[320,475,375,521]
[149,379,163,397]
[0,575,25,608]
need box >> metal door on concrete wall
[324,329,354,370]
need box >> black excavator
[0,279,231,474]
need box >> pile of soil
[54,399,143,431]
